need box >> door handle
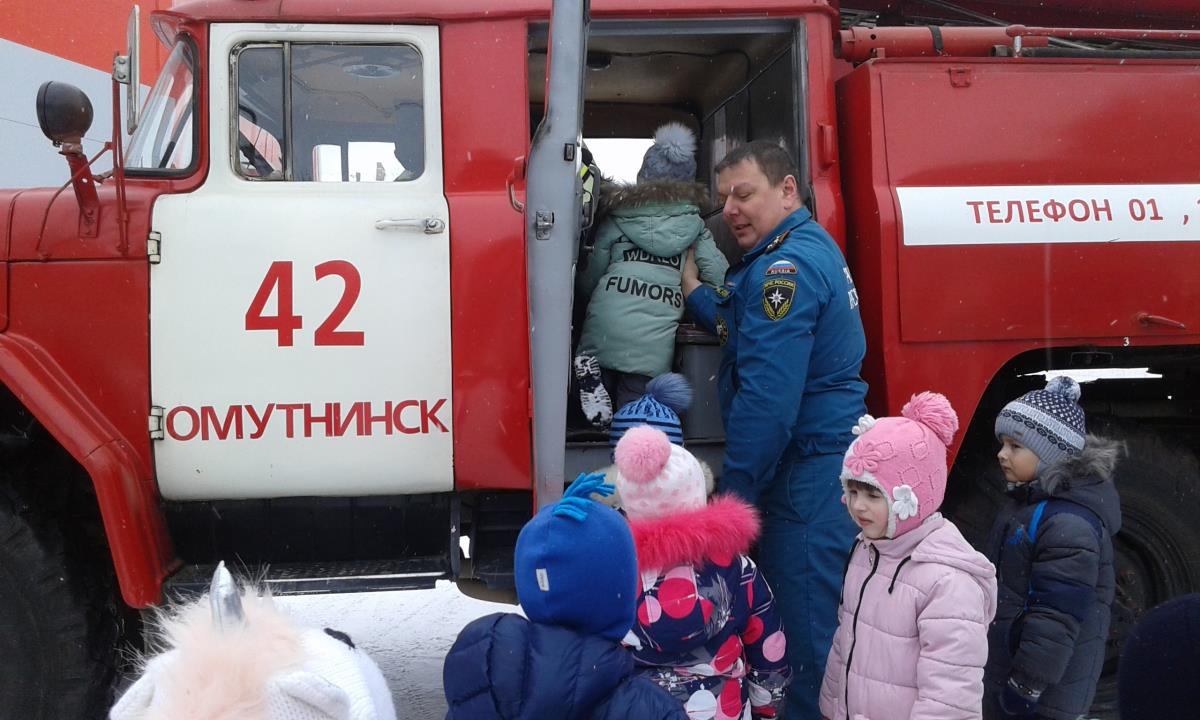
[507,154,526,213]
[1135,312,1187,330]
[374,217,446,234]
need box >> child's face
[846,482,890,539]
[998,435,1039,484]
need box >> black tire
[1086,417,1200,719]
[0,490,121,719]
[943,446,1008,552]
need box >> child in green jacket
[574,123,728,427]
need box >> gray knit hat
[995,376,1086,469]
[637,123,697,183]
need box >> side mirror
[35,81,94,145]
[113,5,141,134]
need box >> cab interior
[528,20,810,466]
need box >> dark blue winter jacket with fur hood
[983,436,1122,720]
[443,612,687,720]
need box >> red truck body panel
[442,19,535,491]
[839,57,1200,459]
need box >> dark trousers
[757,451,858,720]
[600,369,652,411]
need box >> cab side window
[233,43,424,182]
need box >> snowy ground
[276,582,514,718]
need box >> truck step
[162,557,451,598]
[470,545,516,590]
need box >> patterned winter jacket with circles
[819,514,998,720]
[576,181,729,378]
[983,436,1123,720]
[625,495,791,718]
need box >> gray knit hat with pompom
[637,123,697,183]
[995,376,1086,468]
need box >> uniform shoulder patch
[765,260,797,276]
[715,314,729,346]
[715,285,731,299]
[762,278,796,321]
[764,231,790,254]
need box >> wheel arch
[0,334,175,607]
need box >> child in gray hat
[982,376,1123,720]
[574,123,728,427]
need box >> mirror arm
[59,143,102,238]
[110,75,130,255]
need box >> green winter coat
[577,181,729,377]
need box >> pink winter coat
[819,514,997,720]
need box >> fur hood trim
[602,180,710,211]
[1039,434,1124,494]
[627,494,759,571]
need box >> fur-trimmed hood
[1037,434,1121,493]
[592,180,710,258]
[601,180,710,212]
[626,494,759,571]
[1016,434,1124,533]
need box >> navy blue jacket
[686,207,867,503]
[984,438,1122,720]
[443,613,688,720]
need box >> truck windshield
[127,41,196,173]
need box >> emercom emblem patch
[762,278,796,321]
[716,314,729,346]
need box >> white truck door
[150,24,451,500]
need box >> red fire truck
[2,0,1198,716]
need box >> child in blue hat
[443,475,687,720]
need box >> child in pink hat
[818,392,998,720]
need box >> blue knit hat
[995,376,1086,469]
[513,473,637,642]
[609,373,693,450]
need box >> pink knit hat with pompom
[613,425,707,520]
[840,392,959,538]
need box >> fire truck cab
[2,0,1199,716]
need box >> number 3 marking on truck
[245,260,365,347]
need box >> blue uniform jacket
[443,613,688,720]
[686,207,867,503]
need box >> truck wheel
[0,492,120,719]
[1086,417,1200,717]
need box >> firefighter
[681,140,867,719]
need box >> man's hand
[682,246,701,298]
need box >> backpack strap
[1017,498,1105,625]
[1028,498,1103,544]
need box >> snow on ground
[276,582,514,718]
